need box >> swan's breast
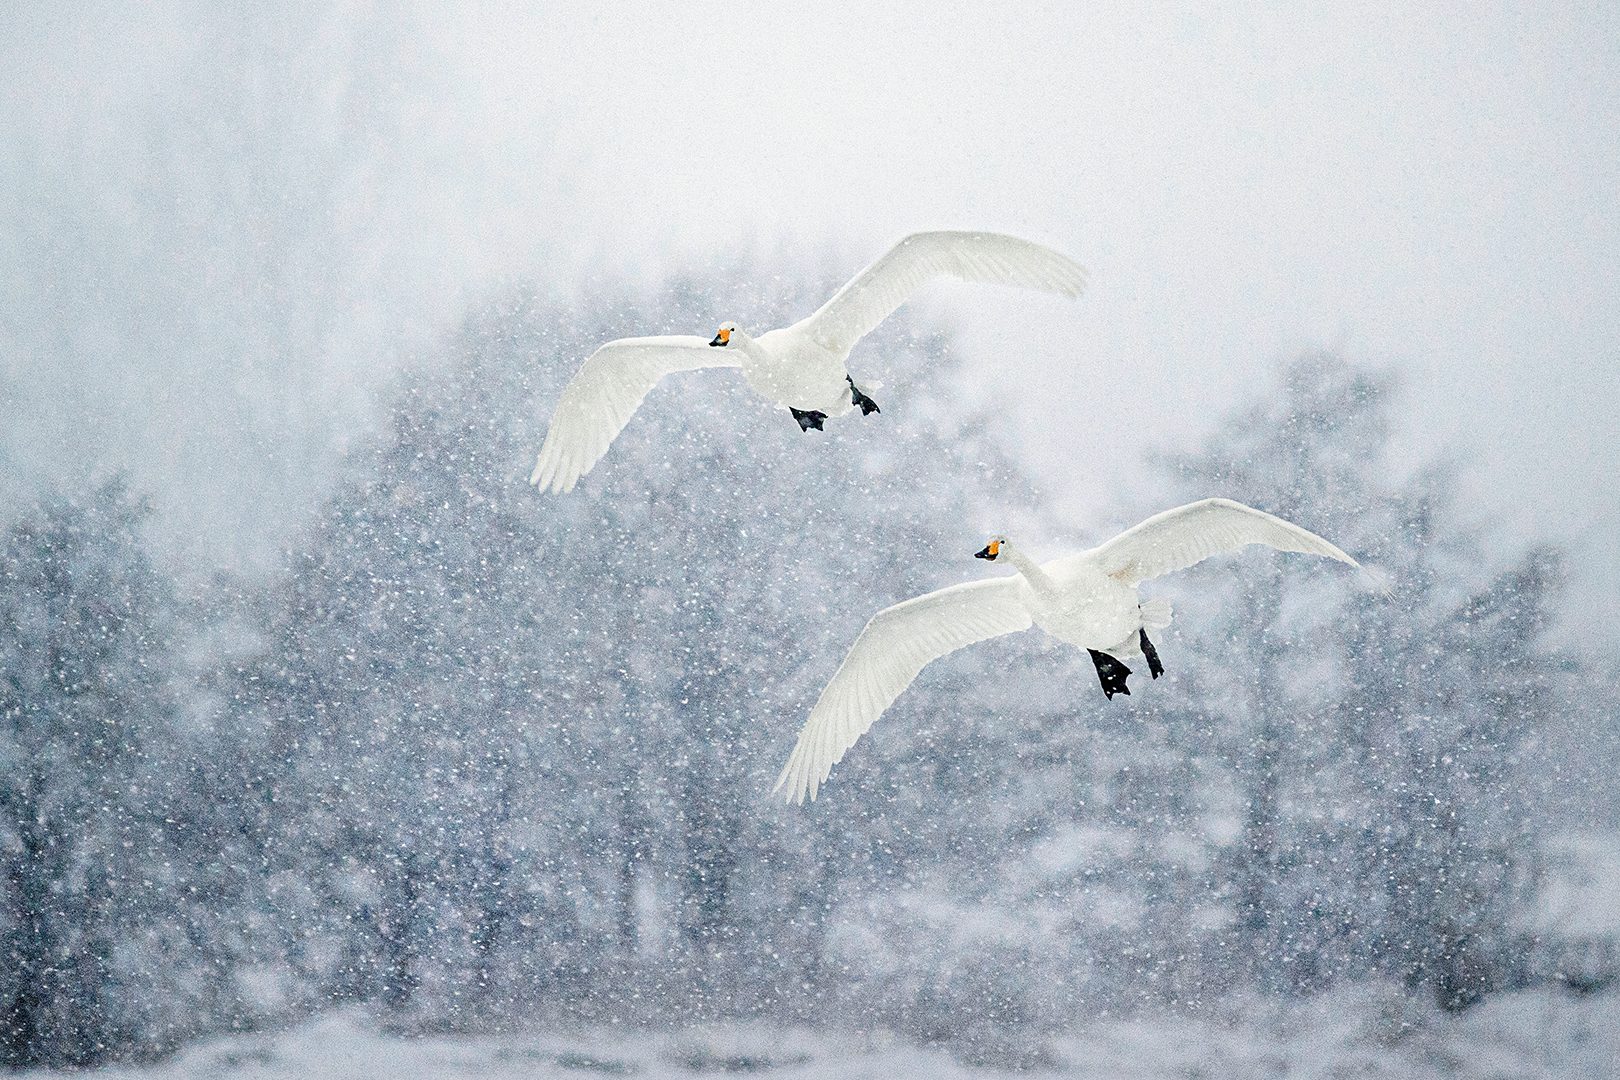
[1032,564,1141,650]
[743,329,852,410]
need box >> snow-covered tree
[227,265,1037,1029]
[0,480,212,1066]
[101,269,1572,1070]
[1155,354,1564,1006]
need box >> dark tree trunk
[677,782,739,1009]
[1,809,59,1069]
[613,781,645,958]
[1235,571,1287,988]
[470,854,511,1007]
[1431,922,1491,1012]
[381,852,423,1010]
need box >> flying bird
[773,498,1368,804]
[529,231,1087,493]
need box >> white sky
[2,2,1617,642]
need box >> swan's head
[974,535,1009,561]
[709,321,739,347]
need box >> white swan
[774,498,1368,804]
[529,231,1087,493]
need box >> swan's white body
[530,231,1087,493]
[735,324,863,420]
[774,499,1366,804]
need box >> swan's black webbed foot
[1088,649,1133,700]
[790,407,827,432]
[847,375,881,416]
[1139,629,1164,679]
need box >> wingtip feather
[772,736,813,806]
[1358,563,1395,597]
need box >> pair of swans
[530,232,1369,804]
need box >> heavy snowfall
[2,5,1618,1079]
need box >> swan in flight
[774,498,1368,804]
[529,231,1086,493]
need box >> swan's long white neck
[1000,543,1055,592]
[729,329,767,363]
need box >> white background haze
[2,2,1616,645]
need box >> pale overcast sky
[3,3,1616,643]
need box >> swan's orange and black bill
[709,327,731,347]
[974,540,1001,561]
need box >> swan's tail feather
[1139,597,1174,631]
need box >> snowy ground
[26,831,1619,1080]
[32,985,1620,1080]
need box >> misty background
[3,3,1617,638]
[2,4,1619,1078]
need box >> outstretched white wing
[774,576,1032,805]
[1085,498,1362,586]
[530,336,742,494]
[797,231,1088,353]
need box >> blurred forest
[1,266,1611,1070]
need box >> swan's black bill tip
[708,335,726,347]
[974,546,996,560]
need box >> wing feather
[773,576,1032,804]
[798,231,1087,353]
[530,336,741,493]
[1082,498,1362,585]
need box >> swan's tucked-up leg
[1088,649,1133,699]
[1139,629,1164,679]
[789,407,828,432]
[846,375,881,416]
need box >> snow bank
[31,986,1620,1080]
